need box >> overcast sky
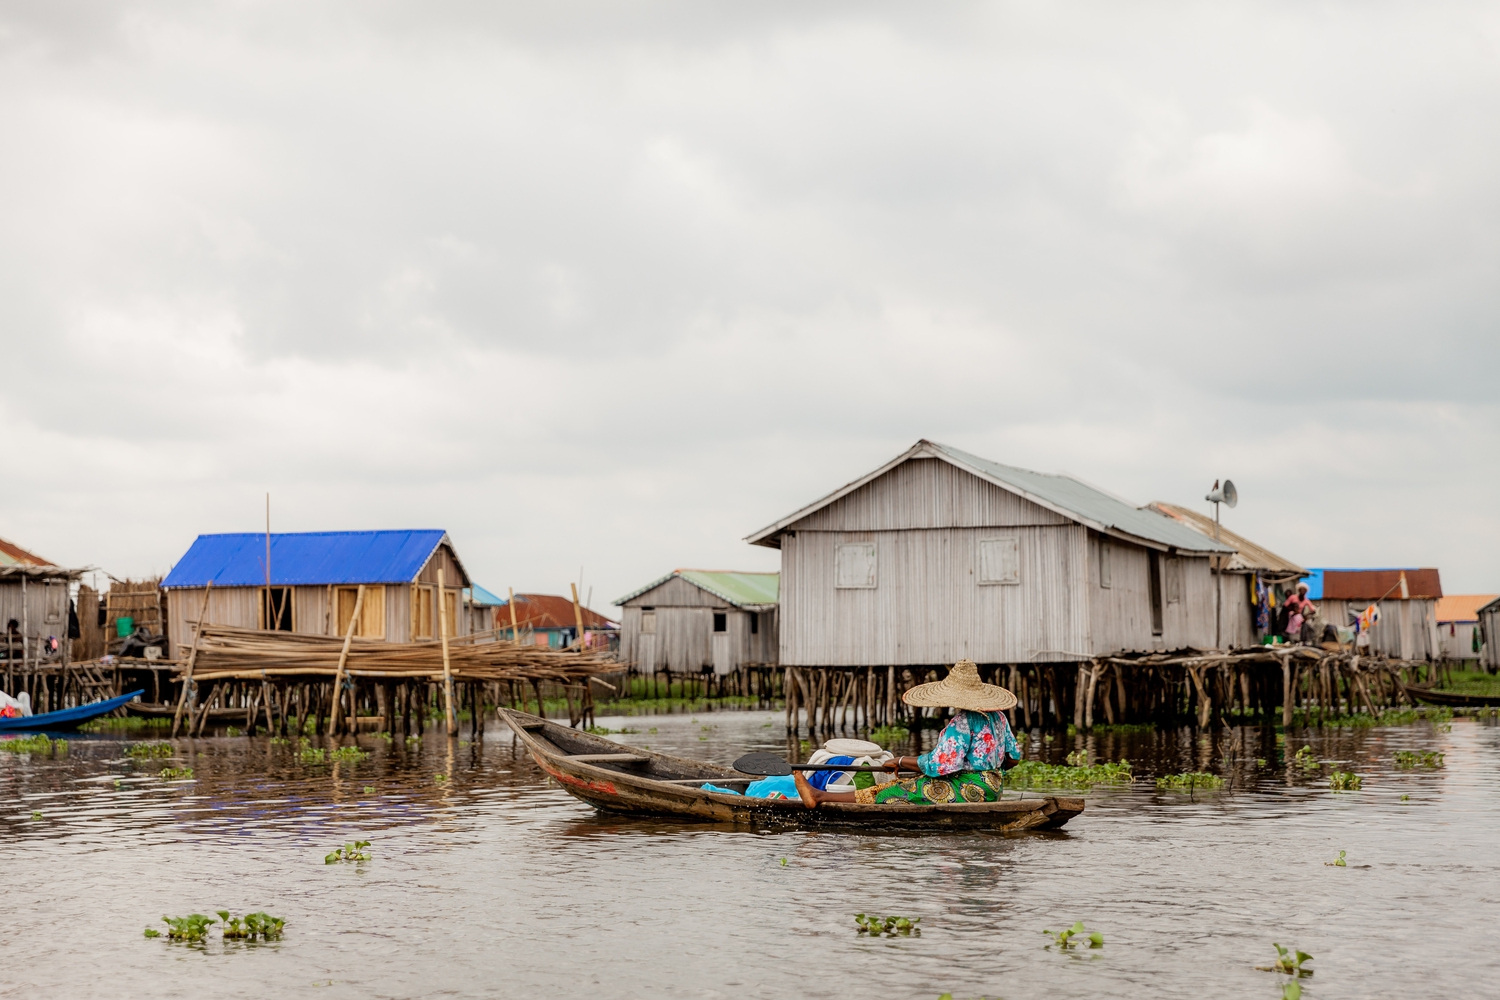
[2,1,1497,608]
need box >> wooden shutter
[835,542,878,589]
[978,537,1020,585]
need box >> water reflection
[1,711,1495,999]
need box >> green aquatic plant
[325,839,371,864]
[434,773,448,783]
[854,913,921,937]
[328,745,368,763]
[1394,750,1444,768]
[363,786,375,794]
[269,736,291,746]
[1280,982,1302,1000]
[30,810,42,821]
[1064,750,1089,767]
[158,766,194,781]
[79,715,170,733]
[1042,920,1102,950]
[1154,772,1224,793]
[143,928,161,938]
[126,742,173,758]
[372,732,393,742]
[1,734,59,754]
[1328,850,1347,867]
[1258,942,1314,977]
[225,727,242,737]
[298,739,327,763]
[867,725,910,747]
[1329,770,1362,791]
[161,913,216,942]
[1293,745,1319,770]
[1006,760,1133,790]
[780,857,788,866]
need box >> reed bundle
[175,625,612,684]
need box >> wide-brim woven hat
[902,659,1017,712]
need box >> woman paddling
[794,659,1021,808]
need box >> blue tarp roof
[162,531,450,588]
[465,584,507,606]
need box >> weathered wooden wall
[1318,597,1438,661]
[619,576,778,674]
[1481,605,1500,671]
[0,578,70,645]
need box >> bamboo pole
[329,584,364,736]
[508,588,520,645]
[570,583,585,650]
[171,582,213,738]
[439,569,456,736]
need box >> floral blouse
[917,710,1021,777]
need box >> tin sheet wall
[779,524,1091,666]
[0,579,70,647]
[1318,598,1438,660]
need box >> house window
[335,585,386,639]
[835,542,878,589]
[1164,556,1182,605]
[261,587,294,631]
[713,612,727,633]
[1099,540,1112,589]
[750,613,759,635]
[978,537,1020,585]
[641,609,657,634]
[1148,552,1164,636]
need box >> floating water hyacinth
[325,840,371,864]
[1154,772,1224,792]
[217,910,286,940]
[1,734,58,754]
[158,766,194,781]
[1042,920,1102,950]
[328,746,368,763]
[1006,760,1132,790]
[1394,750,1444,768]
[1327,850,1347,867]
[1258,942,1314,977]
[1293,746,1319,770]
[1329,771,1362,791]
[126,742,173,758]
[161,914,216,942]
[854,913,920,937]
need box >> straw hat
[902,659,1017,712]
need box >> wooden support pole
[328,584,364,736]
[171,582,213,739]
[439,569,456,736]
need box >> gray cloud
[1,0,1496,602]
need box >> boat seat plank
[567,753,653,764]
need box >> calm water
[1,710,1496,999]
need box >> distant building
[463,584,508,635]
[615,570,779,675]
[746,440,1234,668]
[1304,568,1441,661]
[1480,597,1500,672]
[1434,594,1497,664]
[1,534,82,666]
[496,593,617,650]
[160,530,472,651]
[1149,503,1307,648]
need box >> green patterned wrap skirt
[853,770,1006,805]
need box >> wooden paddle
[733,751,916,777]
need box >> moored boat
[500,708,1083,832]
[0,689,145,732]
[1401,684,1500,708]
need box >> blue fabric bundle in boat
[744,775,799,799]
[806,756,854,790]
[699,783,742,795]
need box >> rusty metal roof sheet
[1148,503,1305,575]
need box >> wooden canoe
[1402,684,1500,708]
[500,709,1083,832]
[0,689,145,732]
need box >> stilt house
[1480,597,1500,672]
[1148,502,1307,648]
[1434,594,1496,665]
[1,535,83,668]
[160,530,472,653]
[615,570,779,675]
[745,440,1234,668]
[1304,568,1441,661]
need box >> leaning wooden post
[439,569,457,736]
[1281,655,1293,729]
[508,587,520,645]
[329,584,364,736]
[171,582,213,738]
[1084,659,1101,729]
[570,583,586,650]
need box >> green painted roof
[614,569,779,608]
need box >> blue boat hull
[0,689,145,732]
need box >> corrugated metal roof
[1435,594,1497,622]
[1304,568,1443,601]
[160,531,452,588]
[0,535,53,567]
[747,439,1233,554]
[466,584,507,607]
[1148,503,1305,575]
[499,593,617,630]
[614,569,780,608]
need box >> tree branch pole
[171,582,213,738]
[439,568,457,736]
[328,584,364,735]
